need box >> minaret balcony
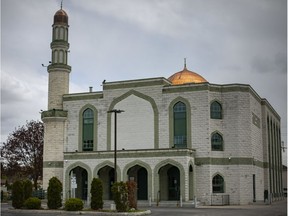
[51,41,69,48]
[48,64,71,71]
[41,109,68,119]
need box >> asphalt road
[1,199,287,216]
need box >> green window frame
[212,174,224,193]
[210,101,222,119]
[83,108,94,151]
[173,102,187,148]
[211,132,223,151]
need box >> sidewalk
[197,198,287,209]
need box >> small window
[212,174,224,193]
[211,101,222,119]
[211,133,223,151]
[83,108,94,151]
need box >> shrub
[23,179,33,201]
[64,198,83,211]
[47,177,62,209]
[127,180,137,210]
[12,180,24,209]
[111,182,129,212]
[90,178,103,210]
[24,197,41,209]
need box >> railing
[211,194,229,205]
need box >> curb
[4,208,151,215]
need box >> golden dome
[54,9,68,25]
[168,66,207,85]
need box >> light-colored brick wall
[48,71,69,110]
[42,118,66,189]
[112,94,154,150]
[59,82,280,205]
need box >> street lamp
[107,109,124,183]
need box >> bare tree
[1,120,43,190]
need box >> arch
[169,97,191,148]
[78,104,98,152]
[154,159,186,201]
[94,160,121,200]
[122,160,152,180]
[210,100,222,119]
[211,131,224,151]
[212,173,225,193]
[107,90,159,150]
[122,160,152,200]
[93,160,121,181]
[64,161,92,201]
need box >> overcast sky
[1,0,287,164]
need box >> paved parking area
[1,199,287,216]
[150,199,287,216]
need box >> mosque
[41,7,284,205]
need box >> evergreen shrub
[90,178,103,210]
[12,180,24,209]
[23,179,33,201]
[47,177,62,209]
[24,197,41,209]
[64,198,83,211]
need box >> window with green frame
[173,102,187,148]
[212,174,224,193]
[210,101,222,119]
[83,108,93,151]
[211,132,223,151]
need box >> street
[1,199,287,216]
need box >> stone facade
[42,8,283,206]
[58,80,282,205]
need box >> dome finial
[61,0,63,9]
[184,58,187,69]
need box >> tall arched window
[211,132,223,151]
[83,108,94,151]
[173,102,187,148]
[212,174,224,193]
[210,101,222,119]
[53,50,58,63]
[59,27,64,40]
[59,50,64,63]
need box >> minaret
[41,7,71,190]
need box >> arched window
[211,132,223,151]
[210,101,222,119]
[212,174,224,193]
[59,50,64,63]
[59,27,64,40]
[173,102,187,148]
[53,50,58,63]
[83,108,94,151]
[54,27,59,40]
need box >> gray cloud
[1,0,286,164]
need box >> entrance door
[69,167,88,200]
[167,166,180,200]
[137,167,148,200]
